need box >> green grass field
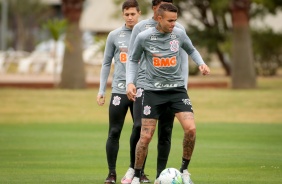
[0,77,281,183]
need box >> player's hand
[126,83,137,101]
[199,64,210,75]
[97,94,105,106]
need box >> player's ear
[157,15,162,22]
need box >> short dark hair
[152,0,173,7]
[122,0,140,12]
[157,3,178,16]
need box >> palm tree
[60,0,86,89]
[231,0,256,88]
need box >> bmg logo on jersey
[153,56,177,67]
[170,40,179,52]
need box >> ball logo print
[117,83,126,89]
[112,96,121,106]
[143,105,151,115]
[158,168,183,184]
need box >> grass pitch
[0,77,281,183]
[0,123,281,183]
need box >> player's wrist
[127,82,135,87]
[97,92,105,97]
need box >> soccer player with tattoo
[126,3,210,184]
[121,0,188,183]
[96,1,144,183]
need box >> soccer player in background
[121,0,188,183]
[126,3,210,184]
[96,1,145,183]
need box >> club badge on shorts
[112,96,121,106]
[136,88,144,98]
[143,105,151,115]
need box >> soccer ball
[158,168,183,184]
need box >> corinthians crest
[170,40,179,52]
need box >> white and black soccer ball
[158,168,183,184]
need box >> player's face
[158,11,177,33]
[123,7,141,29]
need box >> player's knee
[109,127,122,139]
[162,126,172,136]
[158,139,171,146]
[140,133,153,144]
[184,127,196,136]
[133,123,141,131]
[159,126,172,142]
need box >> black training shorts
[142,87,193,119]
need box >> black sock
[180,158,190,172]
[156,171,161,179]
[134,169,142,178]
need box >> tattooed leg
[135,118,157,169]
[175,112,196,160]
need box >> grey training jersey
[98,25,131,95]
[127,27,205,91]
[127,18,189,89]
